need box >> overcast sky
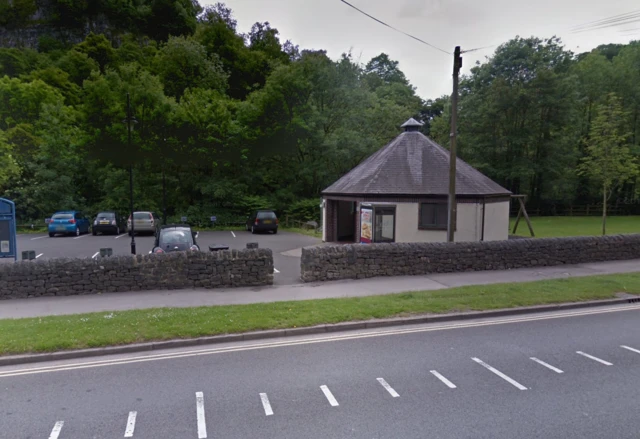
[201,0,640,100]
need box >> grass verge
[510,215,640,238]
[282,227,321,238]
[1,272,639,356]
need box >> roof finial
[400,118,424,132]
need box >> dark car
[152,225,200,253]
[246,210,278,234]
[92,211,126,236]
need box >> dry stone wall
[0,249,273,300]
[301,235,640,282]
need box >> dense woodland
[0,1,639,224]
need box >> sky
[201,0,640,100]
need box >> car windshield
[97,212,115,218]
[257,211,276,219]
[52,214,73,220]
[159,229,193,246]
[134,212,151,219]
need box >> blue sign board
[0,198,17,261]
[210,216,217,222]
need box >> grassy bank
[510,215,640,238]
[1,272,639,356]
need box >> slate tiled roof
[322,122,511,197]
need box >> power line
[570,10,640,33]
[570,9,640,31]
[339,0,451,55]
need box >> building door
[374,206,396,243]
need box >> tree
[578,94,638,235]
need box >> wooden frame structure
[511,195,535,237]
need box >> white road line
[196,392,207,438]
[2,305,639,379]
[274,268,280,274]
[472,358,527,390]
[259,393,274,415]
[621,345,640,355]
[231,231,236,238]
[92,252,99,259]
[115,234,126,239]
[530,357,564,374]
[576,351,613,366]
[36,253,43,259]
[430,370,457,388]
[48,421,64,439]
[377,378,400,397]
[30,235,47,240]
[73,234,88,240]
[124,411,137,437]
[320,385,339,406]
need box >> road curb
[0,297,636,367]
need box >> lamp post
[124,92,138,255]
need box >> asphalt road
[12,230,320,285]
[1,304,640,438]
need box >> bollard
[21,250,35,260]
[99,248,113,257]
[209,244,229,252]
[246,242,259,249]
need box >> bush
[286,198,321,223]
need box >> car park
[246,210,279,234]
[48,211,91,237]
[127,211,160,236]
[151,225,200,253]
[92,211,126,235]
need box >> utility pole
[125,92,137,255]
[447,46,462,243]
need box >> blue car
[48,211,91,237]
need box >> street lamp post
[125,92,137,255]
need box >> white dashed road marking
[621,345,640,355]
[377,378,400,397]
[92,252,99,259]
[73,234,88,240]
[430,370,457,388]
[320,385,339,406]
[30,235,47,240]
[576,351,613,366]
[274,268,280,274]
[196,392,207,438]
[259,393,274,416]
[48,421,64,439]
[115,234,126,239]
[530,357,564,373]
[472,358,527,390]
[231,231,236,238]
[124,411,137,437]
[36,253,43,259]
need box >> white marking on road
[148,251,152,254]
[30,235,47,240]
[430,370,457,388]
[1,305,639,379]
[530,357,564,373]
[92,252,99,259]
[73,234,88,240]
[196,392,207,438]
[48,421,64,439]
[576,351,613,366]
[274,268,280,274]
[621,345,640,355]
[36,253,43,259]
[231,231,236,238]
[377,378,400,397]
[320,385,339,406]
[472,358,527,390]
[259,393,274,415]
[115,234,126,239]
[124,411,137,437]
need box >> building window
[374,206,395,242]
[419,203,447,229]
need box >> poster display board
[359,206,373,244]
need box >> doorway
[374,206,396,243]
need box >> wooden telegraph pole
[447,46,462,243]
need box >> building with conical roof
[321,118,511,243]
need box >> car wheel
[49,232,55,238]
[92,229,97,236]
[75,227,80,237]
[273,229,278,234]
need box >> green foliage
[286,198,321,222]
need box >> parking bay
[13,231,320,286]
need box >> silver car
[127,211,160,236]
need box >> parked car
[48,211,91,237]
[152,225,200,253]
[92,211,126,236]
[246,210,279,234]
[127,211,160,236]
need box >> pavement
[1,304,640,438]
[8,230,320,286]
[1,258,639,319]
